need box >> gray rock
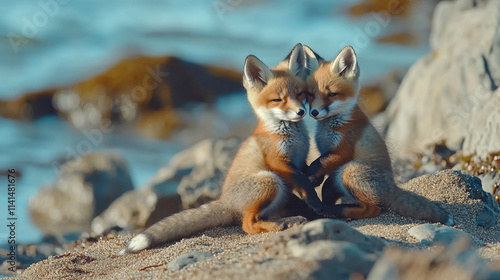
[459,173,500,213]
[293,219,386,254]
[166,251,214,271]
[91,188,182,235]
[305,241,376,280]
[175,138,241,209]
[463,94,500,158]
[368,238,499,280]
[91,163,184,234]
[385,0,500,158]
[367,258,400,280]
[91,138,241,234]
[408,224,469,245]
[0,242,64,276]
[284,219,386,279]
[29,153,134,236]
[478,173,500,195]
[476,205,498,228]
[0,260,20,276]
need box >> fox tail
[120,201,234,254]
[388,188,454,226]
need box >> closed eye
[272,99,282,102]
[327,92,338,97]
[306,92,314,97]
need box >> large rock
[29,153,134,236]
[90,187,183,235]
[385,0,500,158]
[0,56,243,139]
[368,239,500,280]
[269,219,386,279]
[91,138,241,234]
[175,138,241,209]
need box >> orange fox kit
[303,45,454,225]
[121,44,323,254]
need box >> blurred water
[0,0,428,97]
[0,116,183,244]
[0,0,428,244]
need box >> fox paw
[275,216,308,230]
[309,175,325,187]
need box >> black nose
[297,109,305,116]
[311,109,319,117]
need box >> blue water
[0,0,429,245]
[0,116,184,245]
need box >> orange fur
[120,46,317,254]
[242,186,281,234]
[251,69,307,112]
[304,46,452,225]
[341,202,381,219]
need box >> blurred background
[0,0,440,245]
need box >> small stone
[298,219,386,254]
[166,251,214,271]
[408,224,469,245]
[476,205,498,228]
[303,241,376,279]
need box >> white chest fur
[274,121,309,169]
[315,115,348,154]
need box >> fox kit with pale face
[303,45,454,225]
[121,44,323,254]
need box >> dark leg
[280,192,324,220]
[321,176,346,206]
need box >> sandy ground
[10,170,500,279]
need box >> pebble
[166,251,214,271]
[408,224,469,245]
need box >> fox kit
[302,45,454,225]
[121,44,323,254]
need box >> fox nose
[297,109,305,116]
[311,109,319,117]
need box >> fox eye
[297,92,304,97]
[272,99,282,102]
[327,92,338,97]
[306,92,314,97]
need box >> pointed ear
[285,43,304,76]
[303,45,321,74]
[331,46,359,79]
[243,55,273,90]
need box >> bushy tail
[120,201,235,254]
[388,188,454,226]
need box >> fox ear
[243,55,273,90]
[331,46,359,79]
[303,45,321,75]
[285,43,305,76]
